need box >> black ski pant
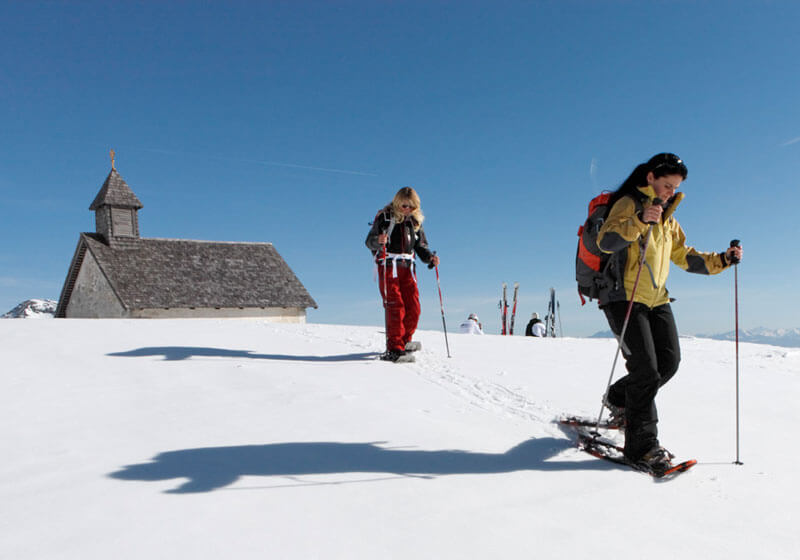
[602,301,681,461]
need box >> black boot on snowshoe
[380,349,415,363]
[602,395,626,429]
[637,445,675,474]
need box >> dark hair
[608,153,688,208]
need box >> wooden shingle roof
[71,233,317,310]
[89,169,143,210]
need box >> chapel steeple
[89,150,143,244]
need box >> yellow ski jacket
[597,186,730,308]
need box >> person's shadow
[109,437,613,493]
[107,346,379,362]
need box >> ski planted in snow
[500,282,508,335]
[509,282,519,335]
[545,287,557,337]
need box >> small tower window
[112,208,134,237]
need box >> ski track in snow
[286,324,556,431]
[394,344,555,429]
[410,353,553,426]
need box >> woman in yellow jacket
[597,153,743,470]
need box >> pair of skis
[500,282,519,335]
[559,415,697,479]
[544,287,560,337]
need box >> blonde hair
[390,186,424,230]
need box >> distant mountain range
[696,327,800,348]
[4,299,799,349]
[2,299,57,319]
[591,327,800,348]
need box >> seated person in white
[459,313,484,335]
[525,313,546,337]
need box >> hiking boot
[380,349,415,363]
[637,445,675,473]
[602,395,626,428]
[404,341,422,352]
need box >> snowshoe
[558,415,622,431]
[564,424,696,479]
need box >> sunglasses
[400,204,416,209]
[650,153,686,174]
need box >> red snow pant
[378,262,420,352]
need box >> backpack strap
[385,214,397,240]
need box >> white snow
[2,319,798,559]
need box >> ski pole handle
[428,251,437,269]
[729,239,741,264]
[643,197,663,225]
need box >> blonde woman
[365,187,440,362]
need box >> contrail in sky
[589,157,599,190]
[251,159,378,176]
[139,147,378,176]
[781,137,800,146]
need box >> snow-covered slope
[2,298,56,318]
[2,320,798,559]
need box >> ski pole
[730,239,742,465]
[430,255,451,358]
[379,235,389,353]
[381,239,388,308]
[595,199,662,431]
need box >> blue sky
[1,1,797,336]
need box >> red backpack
[576,192,647,305]
[576,192,613,305]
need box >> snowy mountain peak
[697,327,800,348]
[2,299,57,319]
[591,327,800,347]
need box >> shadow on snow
[109,438,613,493]
[107,346,379,362]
